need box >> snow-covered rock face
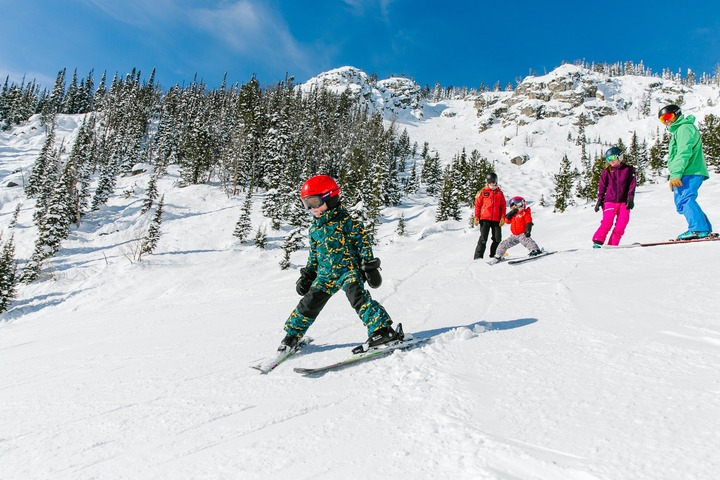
[472,63,714,133]
[503,65,614,125]
[299,66,425,120]
[300,63,715,137]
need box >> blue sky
[2,0,719,90]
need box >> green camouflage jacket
[306,205,374,291]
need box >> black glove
[295,267,317,296]
[505,209,518,221]
[594,199,602,212]
[524,222,533,238]
[361,258,382,288]
[626,199,634,210]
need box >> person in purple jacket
[592,146,637,247]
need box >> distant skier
[279,175,401,352]
[473,172,506,259]
[658,104,713,239]
[492,196,542,261]
[592,146,637,248]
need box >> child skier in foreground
[278,175,401,352]
[491,196,542,263]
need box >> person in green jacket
[659,104,713,239]
[278,175,401,351]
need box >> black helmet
[486,172,498,184]
[605,146,623,158]
[658,104,681,119]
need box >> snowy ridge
[2,65,720,479]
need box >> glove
[505,209,518,221]
[594,199,602,212]
[626,199,634,210]
[669,178,682,190]
[499,217,506,227]
[361,258,382,289]
[473,218,479,227]
[524,222,533,238]
[295,267,317,296]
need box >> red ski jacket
[474,187,506,222]
[507,207,533,235]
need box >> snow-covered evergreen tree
[0,234,17,314]
[405,162,419,194]
[41,68,66,126]
[254,225,268,249]
[395,214,406,236]
[91,156,119,211]
[700,114,720,173]
[553,155,579,213]
[436,164,462,221]
[141,172,159,215]
[233,189,254,242]
[25,123,56,197]
[140,195,164,258]
[279,227,304,270]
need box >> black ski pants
[474,220,502,259]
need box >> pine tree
[9,204,21,228]
[233,188,254,242]
[462,150,492,207]
[279,227,304,270]
[700,114,720,173]
[648,131,669,177]
[436,164,462,221]
[574,115,594,200]
[254,225,268,249]
[553,155,579,212]
[405,161,419,194]
[141,172,159,214]
[396,214,406,236]
[41,68,66,126]
[63,69,82,114]
[140,195,164,258]
[66,114,98,222]
[91,156,119,210]
[0,234,17,314]
[25,123,56,197]
[586,154,607,202]
[625,131,648,185]
[423,153,443,196]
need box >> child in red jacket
[491,196,542,263]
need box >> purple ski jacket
[597,162,636,204]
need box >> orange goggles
[659,112,676,122]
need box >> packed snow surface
[2,100,720,479]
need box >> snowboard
[602,233,720,249]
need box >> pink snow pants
[592,202,631,246]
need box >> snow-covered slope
[2,65,720,479]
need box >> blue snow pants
[673,175,712,232]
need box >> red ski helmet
[300,175,341,209]
[509,196,526,208]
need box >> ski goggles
[301,188,339,209]
[659,112,677,123]
[606,154,621,162]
